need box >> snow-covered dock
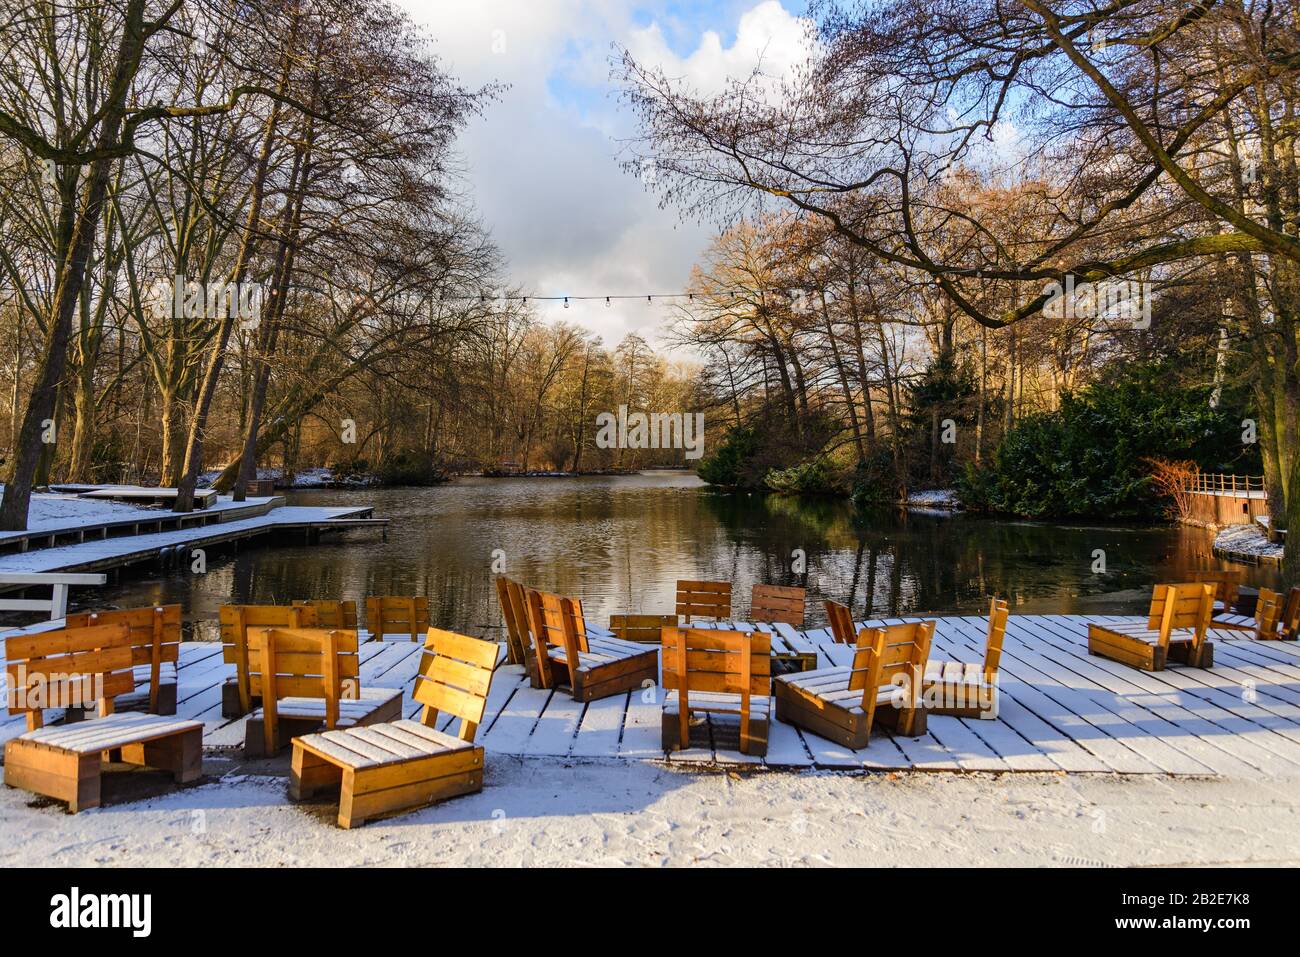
[4,614,1298,779]
[0,492,385,578]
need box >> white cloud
[394,1,811,349]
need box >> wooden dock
[0,505,386,579]
[4,614,1297,779]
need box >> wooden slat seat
[4,623,203,812]
[1214,586,1299,640]
[257,687,401,724]
[16,712,201,754]
[662,627,771,756]
[289,628,498,828]
[776,620,934,749]
[524,588,659,702]
[921,597,1008,719]
[495,577,531,664]
[1088,582,1215,670]
[220,603,323,716]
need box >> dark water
[91,471,1281,640]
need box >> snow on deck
[4,614,1298,778]
[0,505,376,575]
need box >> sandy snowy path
[3,755,1299,867]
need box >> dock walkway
[5,614,1297,779]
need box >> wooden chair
[824,599,856,644]
[244,626,402,757]
[1087,582,1215,670]
[290,628,497,828]
[675,579,732,623]
[220,603,318,716]
[64,604,182,714]
[365,596,429,641]
[3,623,203,812]
[495,576,531,665]
[523,588,660,702]
[609,614,679,643]
[293,599,358,629]
[775,621,935,748]
[1213,586,1300,639]
[751,584,806,627]
[661,627,771,756]
[1189,569,1243,612]
[923,598,1008,718]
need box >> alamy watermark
[595,405,705,460]
[1043,275,1151,329]
[150,273,264,330]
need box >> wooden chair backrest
[364,595,429,641]
[1146,583,1215,648]
[495,577,531,664]
[524,588,587,687]
[1188,570,1243,608]
[849,618,933,689]
[292,599,358,629]
[983,597,1010,681]
[661,627,771,697]
[662,627,770,750]
[65,604,182,713]
[609,614,679,643]
[220,604,324,712]
[258,627,349,755]
[413,627,499,742]
[824,599,856,644]
[1281,586,1300,640]
[751,584,806,627]
[1254,588,1284,638]
[675,579,732,622]
[847,621,934,732]
[5,623,134,730]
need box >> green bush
[696,425,763,489]
[961,362,1257,519]
[764,459,842,495]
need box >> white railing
[0,572,107,620]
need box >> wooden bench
[524,588,660,702]
[1087,582,1215,670]
[289,628,497,828]
[365,595,429,641]
[65,604,182,714]
[244,626,402,757]
[751,584,806,627]
[220,603,320,716]
[495,577,531,665]
[775,621,934,748]
[1213,586,1299,639]
[662,627,771,756]
[676,579,732,622]
[609,613,679,643]
[3,623,203,812]
[923,597,1008,718]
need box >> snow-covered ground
[1214,523,1284,562]
[905,489,962,509]
[0,486,156,531]
[3,756,1298,867]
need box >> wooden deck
[4,614,1300,778]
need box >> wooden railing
[1186,472,1266,495]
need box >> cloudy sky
[395,0,814,350]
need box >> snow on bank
[0,486,155,531]
[2,756,1296,867]
[905,489,962,509]
[196,466,348,489]
[1214,522,1284,562]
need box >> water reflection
[89,471,1280,640]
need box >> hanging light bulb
[563,296,569,308]
[605,297,611,307]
